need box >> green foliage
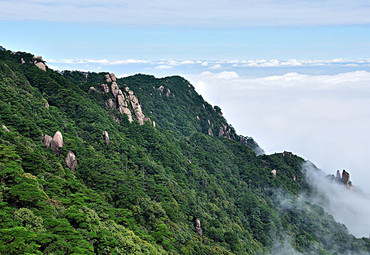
[0,46,368,254]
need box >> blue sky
[1,1,370,202]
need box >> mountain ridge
[0,46,369,254]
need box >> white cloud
[155,65,173,69]
[2,0,370,27]
[200,71,239,79]
[47,58,150,65]
[303,162,370,237]
[187,70,370,195]
[46,58,370,70]
[209,64,222,69]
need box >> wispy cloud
[1,1,370,27]
[46,58,370,69]
[48,58,150,65]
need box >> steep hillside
[0,47,369,254]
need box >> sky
[1,1,370,197]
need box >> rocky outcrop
[195,219,203,236]
[158,85,164,93]
[239,135,265,156]
[101,84,110,93]
[105,74,112,83]
[208,128,213,136]
[336,170,341,179]
[2,125,9,132]
[128,89,145,125]
[218,124,231,138]
[89,87,101,94]
[42,134,53,148]
[33,56,47,71]
[342,170,350,188]
[105,98,115,109]
[65,150,77,172]
[271,169,277,178]
[90,73,154,125]
[110,82,120,97]
[102,131,109,145]
[110,73,117,82]
[50,131,63,155]
[166,89,171,97]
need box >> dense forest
[0,46,369,254]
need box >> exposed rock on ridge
[90,73,154,126]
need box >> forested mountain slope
[0,47,369,254]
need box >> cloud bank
[188,70,370,195]
[302,162,370,238]
[1,1,370,27]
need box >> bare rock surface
[102,131,109,145]
[42,134,53,148]
[342,170,350,187]
[35,62,47,71]
[51,131,63,154]
[195,219,203,236]
[65,150,77,171]
[101,84,110,93]
[2,125,9,132]
[271,169,277,178]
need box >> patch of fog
[302,161,370,238]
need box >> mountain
[0,46,369,254]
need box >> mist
[302,161,370,238]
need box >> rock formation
[90,73,154,125]
[2,125,9,132]
[166,89,171,97]
[102,131,109,145]
[158,85,164,93]
[50,131,63,155]
[336,170,341,179]
[208,127,213,136]
[218,124,230,138]
[101,84,110,93]
[128,89,145,125]
[89,87,101,94]
[104,74,112,83]
[110,73,117,82]
[271,169,277,178]
[342,170,350,188]
[33,56,47,71]
[195,219,203,236]
[105,98,115,109]
[42,134,53,148]
[65,150,77,172]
